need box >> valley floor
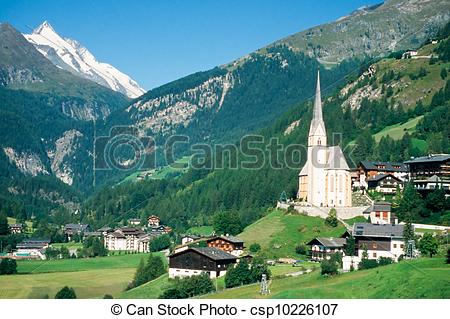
[0,253,161,298]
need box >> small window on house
[393,244,397,248]
[400,244,404,249]
[373,252,377,258]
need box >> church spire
[308,69,327,146]
[313,69,323,122]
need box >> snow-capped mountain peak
[24,21,145,98]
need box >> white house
[363,202,398,225]
[306,237,346,261]
[104,227,150,252]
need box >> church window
[330,175,334,190]
[339,175,343,192]
[318,138,321,145]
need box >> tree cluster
[128,254,166,290]
[159,272,214,299]
[0,258,17,275]
[320,253,342,276]
[225,258,271,288]
[149,234,171,252]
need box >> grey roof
[364,201,391,213]
[359,160,408,172]
[405,154,450,164]
[9,224,23,228]
[64,224,89,231]
[183,234,201,240]
[191,247,237,261]
[352,223,404,238]
[84,231,102,237]
[109,227,145,238]
[367,173,401,182]
[17,239,50,249]
[307,237,346,248]
[208,235,244,244]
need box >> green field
[373,116,423,142]
[344,216,368,226]
[0,268,136,299]
[0,253,165,298]
[238,210,346,259]
[120,156,191,184]
[16,252,158,274]
[6,217,34,233]
[203,258,450,299]
[186,225,214,236]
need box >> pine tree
[0,215,9,236]
[345,235,356,256]
[55,286,77,299]
[279,191,287,203]
[131,258,147,288]
[403,213,415,255]
[325,208,338,227]
[440,67,448,80]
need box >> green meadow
[0,252,164,298]
[203,258,450,299]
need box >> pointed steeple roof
[313,69,323,122]
[309,69,327,139]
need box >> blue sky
[1,0,381,90]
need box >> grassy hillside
[204,258,450,299]
[120,156,191,184]
[373,116,423,141]
[118,263,318,299]
[119,274,170,299]
[238,209,346,259]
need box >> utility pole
[93,118,96,189]
[260,274,270,295]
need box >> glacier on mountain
[24,21,145,98]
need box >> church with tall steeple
[298,70,352,207]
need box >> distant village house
[206,235,244,257]
[363,202,398,225]
[104,227,150,252]
[9,223,23,234]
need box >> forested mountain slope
[82,25,450,230]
